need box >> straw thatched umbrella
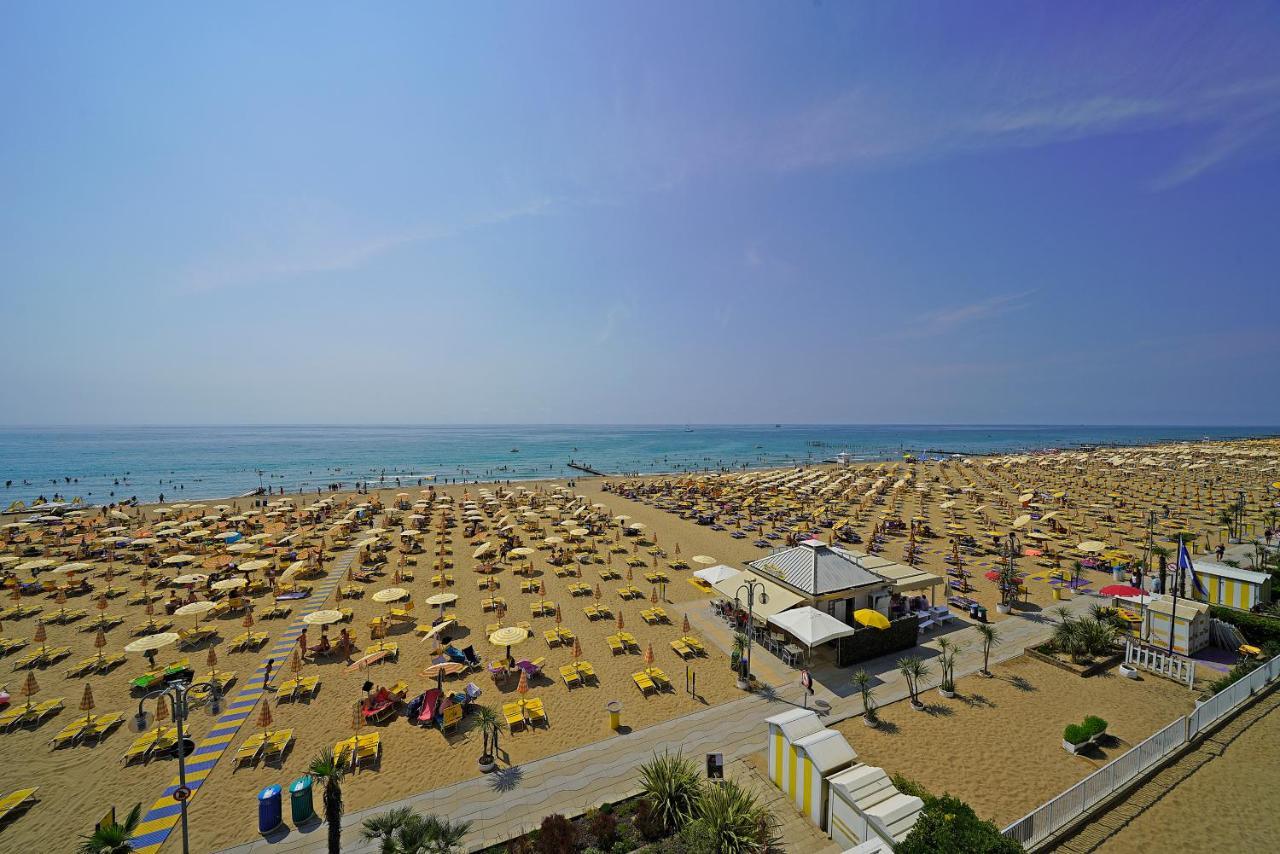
[572,637,582,663]
[93,627,108,663]
[20,670,39,712]
[79,682,95,724]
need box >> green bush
[891,773,932,800]
[897,794,1024,854]
[1063,724,1089,745]
[1083,716,1108,737]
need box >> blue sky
[3,1,1279,425]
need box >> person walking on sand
[262,658,275,689]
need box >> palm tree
[850,669,877,723]
[638,751,703,833]
[1049,605,1073,624]
[473,704,504,767]
[896,655,931,709]
[361,807,471,854]
[936,638,964,693]
[730,631,749,675]
[974,623,999,676]
[362,806,414,854]
[309,749,346,854]
[77,804,142,854]
[695,779,779,854]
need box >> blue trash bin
[289,776,314,824]
[258,784,283,834]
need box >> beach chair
[49,717,90,748]
[681,636,705,655]
[559,664,581,687]
[647,668,672,691]
[333,736,357,769]
[95,652,128,674]
[0,706,28,732]
[543,629,562,647]
[235,732,267,768]
[502,702,525,731]
[618,632,638,651]
[82,713,123,743]
[632,672,656,695]
[177,627,216,649]
[354,732,381,768]
[0,788,38,825]
[66,655,100,678]
[10,649,42,670]
[440,703,463,734]
[605,635,624,655]
[576,661,596,683]
[641,610,659,625]
[296,675,321,700]
[29,698,64,724]
[670,640,693,659]
[524,698,547,728]
[362,689,397,724]
[263,729,294,764]
[276,677,301,702]
[122,728,168,765]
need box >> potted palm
[473,704,504,772]
[851,669,879,727]
[936,638,963,699]
[896,655,931,711]
[731,631,750,690]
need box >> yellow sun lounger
[670,640,693,659]
[49,718,90,748]
[632,672,656,694]
[354,732,381,767]
[0,787,39,824]
[559,664,581,687]
[502,702,525,730]
[262,729,293,763]
[575,661,595,683]
[82,713,123,743]
[523,698,547,727]
[235,732,267,767]
[605,635,624,655]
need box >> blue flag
[1178,539,1207,597]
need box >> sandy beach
[0,437,1277,851]
[831,655,1198,827]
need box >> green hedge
[1210,606,1280,645]
[1063,724,1088,745]
[836,615,920,666]
[1083,715,1108,737]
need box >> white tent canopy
[693,564,740,586]
[767,605,858,647]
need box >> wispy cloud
[918,290,1037,335]
[180,197,557,292]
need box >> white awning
[693,564,741,586]
[768,605,858,647]
[711,571,803,623]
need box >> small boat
[510,448,519,453]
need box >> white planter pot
[863,716,879,728]
[939,688,956,699]
[996,603,1011,615]
[1119,663,1139,679]
[1090,730,1108,745]
[1063,739,1086,755]
[736,678,750,691]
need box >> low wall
[836,615,919,667]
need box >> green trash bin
[289,775,315,824]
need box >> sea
[1,425,1276,508]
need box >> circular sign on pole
[173,786,192,802]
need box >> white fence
[1124,641,1195,687]
[1003,653,1280,849]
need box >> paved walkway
[215,595,1091,853]
[132,547,357,854]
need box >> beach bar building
[1190,561,1272,611]
[1141,595,1210,656]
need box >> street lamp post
[133,678,223,854]
[734,580,768,688]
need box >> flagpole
[1168,535,1181,655]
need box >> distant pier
[567,461,608,476]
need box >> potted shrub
[1084,715,1109,745]
[731,631,750,690]
[1062,723,1090,754]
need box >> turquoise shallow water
[1,424,1275,507]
